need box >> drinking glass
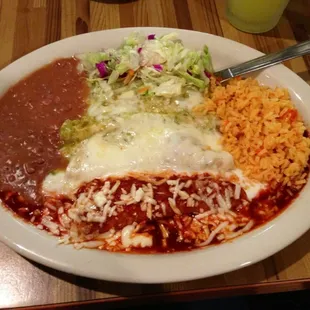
[226,0,290,33]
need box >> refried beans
[0,58,88,206]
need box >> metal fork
[214,40,310,82]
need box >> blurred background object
[226,0,290,33]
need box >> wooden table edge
[14,278,310,310]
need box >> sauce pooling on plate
[0,58,88,205]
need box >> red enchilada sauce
[0,58,88,207]
[9,174,303,253]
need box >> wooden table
[1,0,310,308]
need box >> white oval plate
[0,27,309,284]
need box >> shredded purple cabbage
[187,70,192,76]
[153,64,163,72]
[96,61,109,78]
[204,70,212,78]
[148,34,156,40]
[138,47,142,53]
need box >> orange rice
[195,78,310,188]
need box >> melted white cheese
[121,225,153,248]
[229,169,266,200]
[88,91,139,122]
[88,85,204,123]
[43,113,235,195]
[43,84,264,200]
[175,91,204,110]
[43,171,66,195]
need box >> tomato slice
[281,109,298,123]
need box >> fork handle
[215,40,310,81]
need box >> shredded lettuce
[177,71,205,89]
[123,32,145,47]
[108,70,120,84]
[153,78,184,97]
[202,46,213,74]
[79,52,109,72]
[77,32,214,98]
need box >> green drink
[226,0,289,33]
